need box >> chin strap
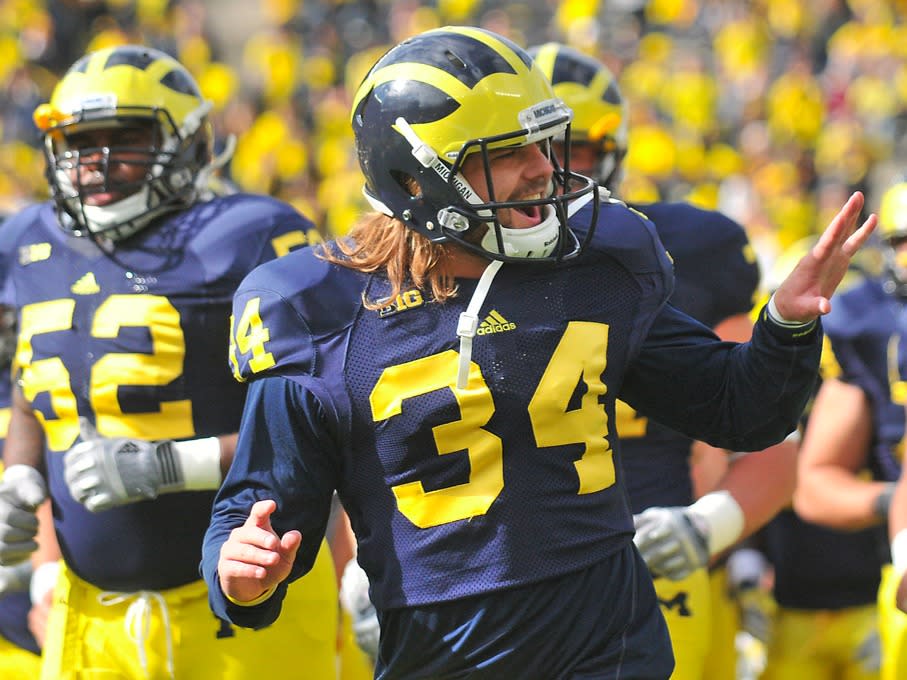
[456,259,503,389]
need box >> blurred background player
[529,42,800,680]
[0,45,338,679]
[794,178,907,680]
[733,237,885,680]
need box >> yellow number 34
[370,321,615,528]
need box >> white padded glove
[0,464,47,565]
[64,418,221,513]
[634,491,745,581]
[633,506,710,581]
[340,558,380,660]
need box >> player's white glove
[633,506,709,581]
[340,558,380,660]
[633,490,745,582]
[64,418,221,513]
[0,561,33,595]
[0,464,47,565]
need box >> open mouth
[83,188,122,206]
[512,194,543,226]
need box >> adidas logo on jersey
[477,310,516,335]
[71,272,100,295]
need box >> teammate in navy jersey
[0,45,338,679]
[202,26,875,679]
[0,291,41,678]
[796,179,907,680]
[528,43,801,679]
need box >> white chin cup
[480,205,560,259]
[81,187,154,240]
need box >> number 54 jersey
[215,198,820,617]
[0,195,314,592]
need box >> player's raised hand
[217,499,301,604]
[772,191,877,323]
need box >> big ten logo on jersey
[19,242,52,265]
[378,289,424,318]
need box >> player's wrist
[688,490,745,557]
[29,560,60,605]
[766,294,814,328]
[225,583,277,607]
[157,437,222,493]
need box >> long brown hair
[318,212,460,309]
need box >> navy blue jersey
[0,196,313,591]
[0,366,40,656]
[761,509,885,609]
[618,203,760,511]
[823,277,907,481]
[204,196,819,646]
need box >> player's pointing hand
[217,499,301,604]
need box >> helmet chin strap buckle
[437,208,471,232]
[456,259,503,389]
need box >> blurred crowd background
[3,0,907,275]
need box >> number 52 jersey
[0,195,314,592]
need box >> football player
[529,42,800,679]
[0,45,338,679]
[738,241,884,680]
[795,179,907,680]
[202,26,873,678]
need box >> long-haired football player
[202,26,874,678]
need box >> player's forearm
[717,437,798,539]
[4,387,47,471]
[793,469,886,530]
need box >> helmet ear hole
[393,172,422,199]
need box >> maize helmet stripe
[42,46,204,129]
[533,44,623,142]
[354,27,561,162]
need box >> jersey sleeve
[202,375,340,629]
[620,302,822,451]
[229,281,315,383]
